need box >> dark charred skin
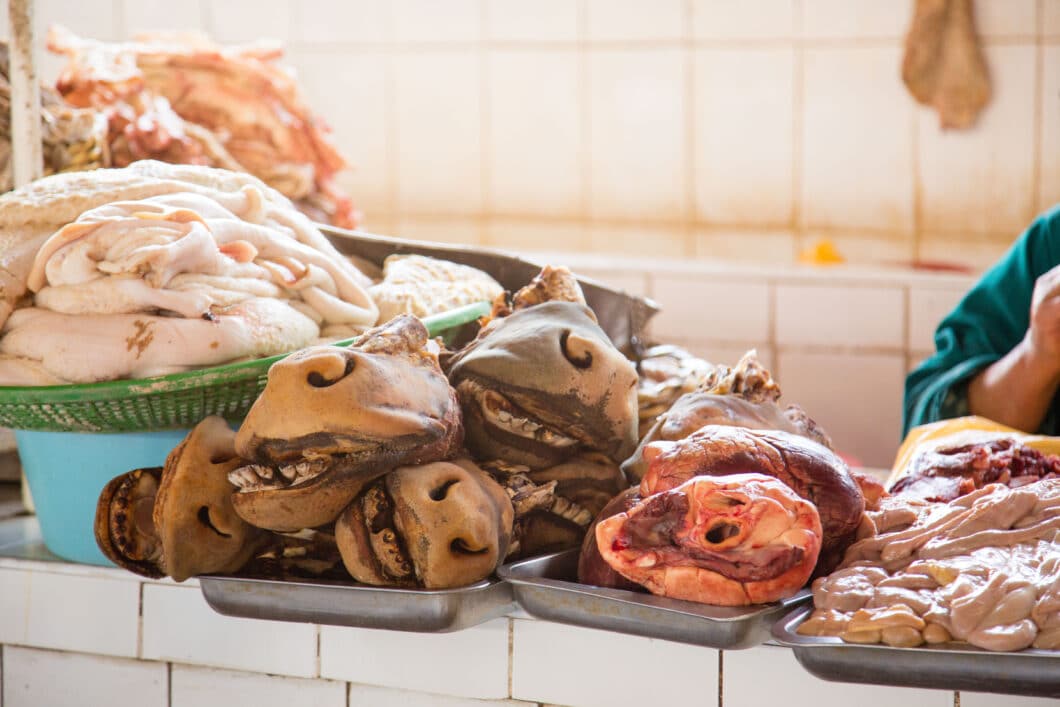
[95,467,165,579]
[577,487,643,591]
[445,301,639,470]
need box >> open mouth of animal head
[472,384,580,449]
[227,459,331,493]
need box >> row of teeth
[227,461,327,491]
[482,395,577,448]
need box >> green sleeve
[903,206,1060,436]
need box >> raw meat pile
[47,27,356,228]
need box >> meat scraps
[889,437,1060,503]
[593,473,822,606]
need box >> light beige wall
[5,0,1059,269]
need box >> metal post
[8,0,43,187]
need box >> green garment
[904,205,1060,436]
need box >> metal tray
[772,605,1060,698]
[199,574,515,633]
[497,549,809,649]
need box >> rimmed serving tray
[496,549,809,649]
[771,605,1060,697]
[199,574,515,633]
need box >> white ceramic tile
[776,351,906,468]
[393,0,481,42]
[724,644,951,707]
[24,570,139,657]
[908,286,967,352]
[488,49,582,217]
[695,230,797,263]
[972,0,1037,37]
[802,47,914,232]
[171,665,346,707]
[588,49,687,221]
[38,0,120,41]
[348,685,533,707]
[918,45,1037,237]
[207,0,290,42]
[292,0,391,43]
[665,339,775,371]
[1046,0,1060,38]
[651,276,770,342]
[585,0,685,41]
[587,223,688,257]
[395,217,485,246]
[511,618,718,707]
[775,283,904,348]
[917,234,1010,273]
[485,219,587,253]
[798,231,916,266]
[1041,46,1060,214]
[394,51,482,215]
[320,618,509,699]
[2,646,167,707]
[0,567,30,643]
[691,0,795,40]
[124,0,204,33]
[908,351,932,374]
[694,48,793,224]
[290,50,392,216]
[801,0,912,39]
[571,266,649,297]
[486,0,578,41]
[961,691,1059,707]
[142,584,318,677]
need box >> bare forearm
[967,337,1060,432]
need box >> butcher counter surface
[0,514,1051,707]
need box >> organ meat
[638,425,863,575]
[594,473,822,605]
[889,436,1060,503]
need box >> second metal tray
[200,574,515,633]
[497,549,809,649]
[772,605,1060,697]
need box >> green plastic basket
[0,301,490,433]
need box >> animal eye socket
[560,330,593,369]
[306,357,356,387]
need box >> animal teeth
[279,465,297,481]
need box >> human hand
[1027,264,1060,366]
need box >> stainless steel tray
[199,575,515,632]
[497,549,809,649]
[772,605,1060,697]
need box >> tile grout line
[792,0,805,255]
[507,618,514,699]
[683,0,696,257]
[578,0,591,251]
[1032,0,1045,217]
[479,0,491,247]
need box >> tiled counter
[0,517,1052,707]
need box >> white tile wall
[396,217,484,245]
[348,685,534,707]
[694,229,798,263]
[774,283,904,349]
[960,691,1059,707]
[585,0,686,42]
[171,665,346,707]
[723,645,951,707]
[917,234,1013,272]
[485,0,579,42]
[1041,46,1060,214]
[691,0,796,40]
[487,219,587,252]
[908,286,967,352]
[588,49,687,221]
[799,230,916,265]
[319,618,510,700]
[801,0,911,40]
[291,0,391,43]
[801,47,914,233]
[1046,0,1060,38]
[24,570,140,657]
[571,266,650,298]
[2,646,167,707]
[511,619,718,707]
[141,584,319,677]
[776,351,906,467]
[694,48,794,225]
[668,339,775,371]
[973,0,1038,38]
[0,568,30,644]
[394,51,483,215]
[392,0,482,43]
[487,49,583,217]
[651,276,770,343]
[917,44,1037,237]
[123,0,205,34]
[206,0,291,43]
[586,223,687,257]
[38,0,121,41]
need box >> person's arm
[967,262,1060,432]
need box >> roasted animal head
[230,315,463,531]
[446,294,638,469]
[335,459,513,589]
[577,486,644,591]
[95,416,267,581]
[595,473,822,605]
[638,425,863,576]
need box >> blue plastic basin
[16,428,190,566]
